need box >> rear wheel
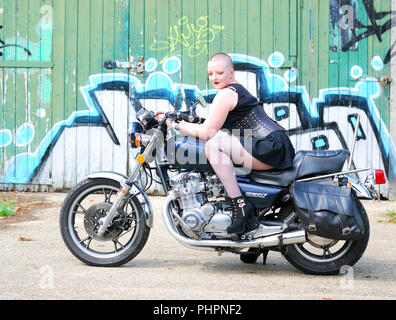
[281,201,370,275]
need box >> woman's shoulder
[217,84,239,96]
[213,86,238,109]
[225,82,244,91]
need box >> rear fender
[87,171,154,228]
[342,174,372,199]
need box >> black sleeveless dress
[221,83,295,170]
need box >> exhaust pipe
[162,192,306,251]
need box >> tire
[60,178,150,267]
[281,200,370,275]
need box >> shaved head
[208,53,235,89]
[208,53,234,71]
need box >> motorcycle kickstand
[261,249,269,265]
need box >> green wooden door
[0,0,393,197]
[0,0,53,189]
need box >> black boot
[227,196,257,234]
[246,207,260,232]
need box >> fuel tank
[166,135,284,210]
[166,134,214,172]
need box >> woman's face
[207,59,234,90]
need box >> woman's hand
[155,111,178,129]
[154,111,165,123]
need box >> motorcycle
[59,58,385,275]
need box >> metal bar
[155,162,169,196]
[296,167,371,182]
[0,61,54,68]
[348,113,361,170]
[169,203,199,240]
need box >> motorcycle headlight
[129,122,144,148]
[136,108,156,129]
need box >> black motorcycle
[59,59,385,275]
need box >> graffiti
[149,16,224,64]
[0,5,53,184]
[0,25,32,58]
[230,54,390,170]
[0,5,52,61]
[330,0,396,64]
[2,51,392,197]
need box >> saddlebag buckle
[342,227,351,236]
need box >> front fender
[87,171,154,228]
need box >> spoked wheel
[280,201,370,275]
[60,178,150,267]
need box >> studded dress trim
[221,83,295,169]
[232,105,285,138]
[222,83,285,139]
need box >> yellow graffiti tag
[150,16,224,64]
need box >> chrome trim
[342,174,373,199]
[162,192,306,251]
[296,167,371,182]
[87,171,154,228]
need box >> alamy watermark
[339,265,354,290]
[39,265,54,290]
[339,5,355,30]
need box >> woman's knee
[205,136,222,158]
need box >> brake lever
[158,112,174,127]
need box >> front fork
[96,129,163,236]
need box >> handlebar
[174,111,204,124]
[164,111,205,124]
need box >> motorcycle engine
[169,172,232,236]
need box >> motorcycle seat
[248,149,349,187]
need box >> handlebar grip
[176,112,204,123]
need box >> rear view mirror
[196,93,208,109]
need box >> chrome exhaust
[162,192,307,251]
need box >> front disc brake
[84,202,123,241]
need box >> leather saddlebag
[292,181,365,241]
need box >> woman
[159,53,295,235]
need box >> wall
[389,0,396,199]
[0,0,394,198]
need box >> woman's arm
[173,88,238,140]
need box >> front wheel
[281,200,370,275]
[60,178,150,267]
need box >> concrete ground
[0,192,395,300]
